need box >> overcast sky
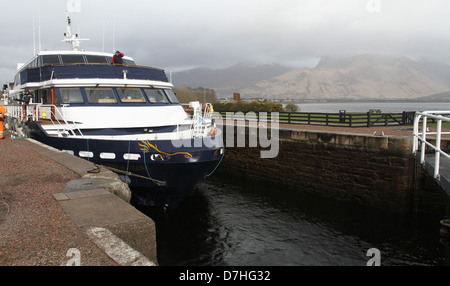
[1,0,450,84]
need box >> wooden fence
[217,111,417,127]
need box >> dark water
[133,175,449,266]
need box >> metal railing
[182,102,215,137]
[413,111,450,180]
[5,103,84,137]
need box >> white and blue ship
[2,17,223,208]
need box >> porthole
[150,154,170,161]
[79,151,94,158]
[100,152,116,159]
[123,153,141,160]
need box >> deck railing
[182,102,216,137]
[5,103,83,137]
[413,111,450,180]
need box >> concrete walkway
[0,131,157,266]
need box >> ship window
[164,89,180,104]
[59,88,84,104]
[61,54,85,64]
[85,55,108,64]
[32,90,38,103]
[85,88,117,104]
[144,88,169,104]
[117,88,147,103]
[40,89,50,104]
[42,55,61,65]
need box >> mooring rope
[205,135,225,178]
[126,140,131,174]
[96,164,166,186]
[86,138,90,162]
[142,147,165,186]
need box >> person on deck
[22,89,31,105]
[111,51,124,65]
[0,105,6,139]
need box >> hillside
[172,54,450,100]
[241,55,450,100]
[172,63,293,98]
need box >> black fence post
[367,112,371,127]
[339,110,346,123]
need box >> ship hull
[26,121,223,209]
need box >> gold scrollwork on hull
[138,140,193,159]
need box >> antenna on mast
[38,9,41,52]
[62,16,89,51]
[112,10,116,52]
[32,12,36,55]
[31,0,42,54]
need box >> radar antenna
[62,16,89,51]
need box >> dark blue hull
[26,121,223,208]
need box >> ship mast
[62,16,89,51]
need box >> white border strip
[86,227,155,266]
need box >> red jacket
[111,52,124,64]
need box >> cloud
[1,0,450,84]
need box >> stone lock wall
[217,125,446,214]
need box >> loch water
[133,175,449,266]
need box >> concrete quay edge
[22,138,158,266]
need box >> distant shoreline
[282,99,450,104]
[218,98,450,104]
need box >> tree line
[173,87,217,103]
[173,86,299,112]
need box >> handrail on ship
[181,102,215,137]
[5,103,84,138]
[412,111,450,180]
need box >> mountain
[420,90,450,101]
[172,55,450,100]
[172,63,293,98]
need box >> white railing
[5,103,83,137]
[413,111,450,180]
[182,101,215,137]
